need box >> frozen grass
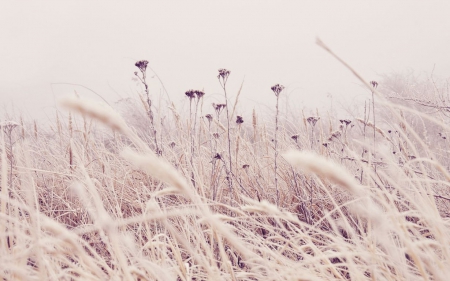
[1,56,450,280]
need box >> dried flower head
[218,69,230,80]
[236,115,244,124]
[185,89,196,99]
[135,60,149,72]
[169,141,176,148]
[213,103,226,115]
[271,84,285,97]
[0,121,19,129]
[328,130,341,141]
[242,164,249,169]
[195,90,205,99]
[213,133,220,139]
[307,116,320,126]
[370,81,378,88]
[291,134,299,141]
[0,121,20,134]
[339,119,351,126]
[205,114,213,122]
[213,153,222,160]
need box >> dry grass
[0,58,449,280]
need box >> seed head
[271,84,285,97]
[213,103,226,115]
[195,90,205,99]
[291,134,299,141]
[370,81,378,88]
[218,69,230,80]
[213,153,222,160]
[307,116,320,126]
[339,119,351,126]
[205,114,213,122]
[185,90,196,99]
[135,60,149,72]
[328,130,341,141]
[236,115,244,124]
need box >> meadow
[1,44,449,280]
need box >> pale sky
[1,1,449,121]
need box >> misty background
[1,1,449,123]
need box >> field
[1,49,450,281]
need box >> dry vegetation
[1,45,450,280]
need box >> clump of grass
[0,53,449,281]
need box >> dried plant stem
[224,92,233,204]
[135,60,160,155]
[218,69,234,205]
[274,94,280,206]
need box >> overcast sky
[1,1,449,121]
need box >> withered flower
[271,84,285,97]
[213,103,226,115]
[328,130,341,141]
[135,60,149,72]
[213,153,222,160]
[339,119,351,126]
[242,164,249,169]
[291,134,299,141]
[185,89,196,99]
[205,114,213,122]
[236,115,244,124]
[195,90,205,99]
[370,81,378,88]
[218,69,230,80]
[307,116,320,126]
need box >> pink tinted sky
[1,1,449,121]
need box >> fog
[1,1,449,122]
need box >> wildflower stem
[274,93,280,206]
[223,86,233,204]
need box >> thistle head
[271,84,285,97]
